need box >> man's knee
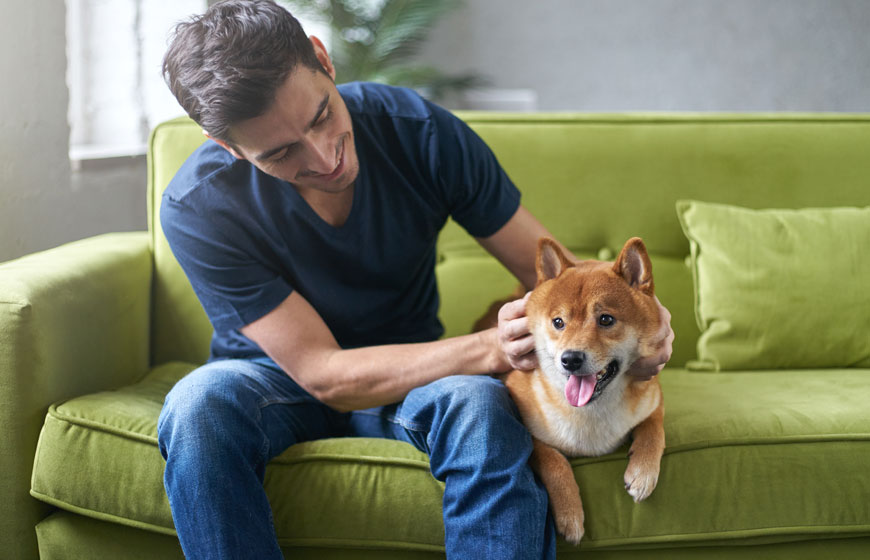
[418,376,535,479]
[157,362,262,458]
[426,375,516,416]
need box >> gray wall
[2,0,870,263]
[423,0,870,112]
[0,1,148,263]
[1,1,72,263]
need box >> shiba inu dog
[481,237,665,544]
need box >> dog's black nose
[561,350,586,372]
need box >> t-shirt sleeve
[160,195,294,333]
[426,101,521,237]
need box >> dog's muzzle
[589,359,620,403]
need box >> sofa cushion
[31,364,870,552]
[677,200,870,371]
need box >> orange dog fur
[482,237,665,544]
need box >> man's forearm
[301,329,506,412]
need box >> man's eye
[272,144,302,163]
[272,149,292,163]
[316,109,332,127]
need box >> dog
[477,237,665,544]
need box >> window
[66,0,331,161]
[66,0,206,159]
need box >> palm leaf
[281,0,482,100]
[371,0,458,63]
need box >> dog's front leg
[529,437,584,544]
[624,401,665,502]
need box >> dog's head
[527,237,660,407]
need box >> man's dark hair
[163,0,326,142]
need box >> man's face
[218,65,359,195]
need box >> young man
[158,1,673,558]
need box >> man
[158,1,673,558]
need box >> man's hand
[626,297,674,380]
[497,292,538,371]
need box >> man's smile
[299,134,347,181]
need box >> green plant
[282,0,483,100]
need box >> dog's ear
[536,238,573,286]
[613,237,654,296]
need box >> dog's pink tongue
[565,375,596,407]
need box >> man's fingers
[499,316,529,341]
[495,292,537,371]
[627,345,669,378]
[652,296,672,341]
[513,351,538,371]
[503,333,535,360]
[621,299,675,380]
[498,292,531,322]
[626,363,657,380]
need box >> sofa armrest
[0,232,152,560]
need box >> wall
[0,1,201,264]
[2,0,870,263]
[422,0,870,112]
[0,2,74,263]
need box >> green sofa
[3,113,869,559]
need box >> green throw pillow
[676,200,870,371]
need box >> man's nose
[302,134,337,175]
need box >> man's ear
[309,36,336,81]
[613,237,654,295]
[536,237,573,286]
[205,132,246,161]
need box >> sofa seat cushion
[31,364,870,552]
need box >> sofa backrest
[148,113,870,368]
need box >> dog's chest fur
[508,371,661,457]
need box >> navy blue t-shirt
[161,82,520,360]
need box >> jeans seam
[353,408,428,433]
[254,398,304,470]
[257,395,316,408]
[253,404,271,477]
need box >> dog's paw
[555,508,585,545]
[623,462,659,503]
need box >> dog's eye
[599,314,615,327]
[552,317,565,330]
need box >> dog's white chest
[533,378,658,457]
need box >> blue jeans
[158,358,556,559]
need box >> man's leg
[157,358,346,559]
[348,375,557,560]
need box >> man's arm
[241,206,552,410]
[241,290,510,412]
